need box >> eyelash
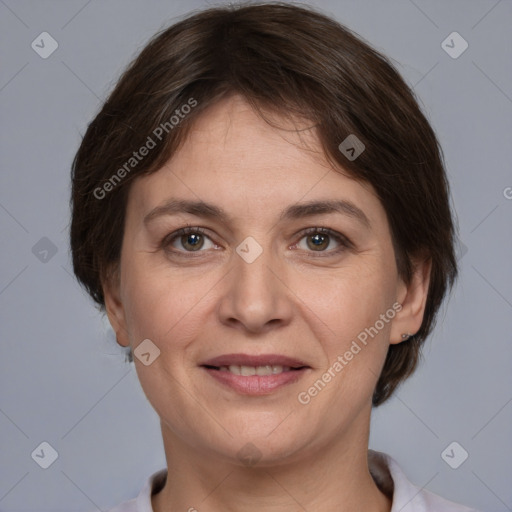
[160,225,352,258]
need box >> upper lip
[200,353,310,368]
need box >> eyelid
[160,225,352,257]
[293,226,353,255]
[160,226,216,252]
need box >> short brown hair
[70,1,457,407]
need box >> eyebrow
[143,198,371,229]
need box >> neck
[152,409,392,512]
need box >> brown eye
[295,227,351,256]
[306,232,330,251]
[180,232,204,251]
[162,227,216,255]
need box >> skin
[104,94,431,512]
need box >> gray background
[0,0,511,511]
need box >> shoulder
[104,498,138,512]
[418,487,481,512]
[368,450,481,512]
[101,468,167,512]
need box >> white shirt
[104,450,480,512]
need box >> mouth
[200,354,311,395]
[202,364,307,376]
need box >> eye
[293,227,351,256]
[160,225,352,258]
[161,226,218,254]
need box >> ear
[389,256,432,345]
[102,267,130,349]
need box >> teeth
[219,365,291,375]
[257,365,274,376]
[240,365,256,376]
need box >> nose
[217,240,294,334]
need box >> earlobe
[390,257,432,345]
[102,270,130,348]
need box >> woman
[70,3,480,511]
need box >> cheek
[120,256,215,348]
[301,258,396,334]
[295,259,396,390]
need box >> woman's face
[105,95,427,466]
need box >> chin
[207,428,309,468]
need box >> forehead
[185,95,321,156]
[126,95,382,225]
[172,95,333,183]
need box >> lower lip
[202,367,309,395]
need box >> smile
[216,364,298,375]
[201,365,310,394]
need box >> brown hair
[70,1,457,407]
